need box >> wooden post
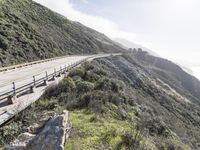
[8,82,17,104]
[12,82,16,96]
[54,68,56,75]
[53,68,56,80]
[33,76,36,87]
[64,65,67,77]
[46,71,48,80]
[58,67,62,77]
[44,71,48,85]
[31,76,36,93]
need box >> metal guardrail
[0,55,70,73]
[0,57,89,102]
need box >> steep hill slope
[1,54,200,149]
[133,50,200,103]
[1,0,200,149]
[0,0,124,67]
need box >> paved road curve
[0,55,90,95]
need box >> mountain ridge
[1,0,200,149]
[0,0,124,67]
[113,38,159,56]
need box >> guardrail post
[33,76,36,87]
[46,71,48,80]
[58,67,62,77]
[44,71,48,85]
[64,65,67,77]
[8,82,17,104]
[30,76,36,93]
[52,68,56,80]
[68,64,71,70]
[13,82,16,96]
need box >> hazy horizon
[34,0,200,80]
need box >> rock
[118,108,128,120]
[5,110,71,150]
[26,110,70,150]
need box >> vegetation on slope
[0,0,124,66]
[2,55,199,149]
[133,49,200,102]
[1,0,200,149]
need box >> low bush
[84,70,101,82]
[69,68,85,78]
[95,77,124,93]
[0,122,23,145]
[59,77,76,92]
[146,118,171,137]
[77,91,106,113]
[76,81,94,93]
[94,77,111,91]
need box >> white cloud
[33,0,136,41]
[33,0,200,80]
[81,0,89,4]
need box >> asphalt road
[0,55,90,95]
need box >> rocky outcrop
[5,110,71,150]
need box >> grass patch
[66,109,150,150]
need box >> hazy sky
[34,0,200,79]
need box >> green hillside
[0,0,124,67]
[1,55,200,149]
[1,0,200,149]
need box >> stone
[5,110,71,150]
[26,110,69,150]
[118,108,128,120]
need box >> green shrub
[108,92,124,106]
[78,91,106,113]
[43,84,61,98]
[95,77,124,93]
[0,122,23,145]
[84,63,95,70]
[95,77,111,91]
[76,81,94,93]
[0,36,9,49]
[84,70,101,82]
[36,99,58,110]
[59,77,76,92]
[69,68,85,78]
[146,119,171,137]
[44,77,76,98]
[93,68,107,76]
[116,123,145,150]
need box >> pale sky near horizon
[34,0,200,80]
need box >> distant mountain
[179,65,194,75]
[113,38,159,56]
[114,38,196,77]
[0,0,124,67]
[133,49,200,102]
